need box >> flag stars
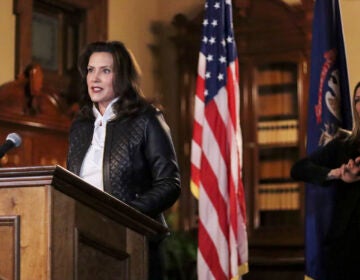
[211,20,218,27]
[205,72,211,79]
[226,36,233,43]
[217,73,224,81]
[214,2,220,9]
[209,37,216,44]
[219,56,226,63]
[202,36,208,44]
[203,19,209,26]
[206,54,214,62]
[221,39,226,47]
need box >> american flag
[190,0,248,279]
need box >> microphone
[0,133,22,159]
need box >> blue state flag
[306,0,352,279]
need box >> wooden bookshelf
[258,182,300,210]
[255,62,302,227]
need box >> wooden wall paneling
[11,0,109,128]
[0,61,72,168]
[170,14,203,231]
[1,0,109,169]
[13,0,108,77]
[0,120,70,168]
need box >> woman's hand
[328,158,360,183]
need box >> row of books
[258,119,298,144]
[258,92,295,117]
[258,183,300,210]
[260,159,293,179]
[257,69,295,86]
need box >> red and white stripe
[191,50,248,279]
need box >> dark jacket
[291,137,360,280]
[291,137,360,238]
[67,106,181,228]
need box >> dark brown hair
[77,41,149,119]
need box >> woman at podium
[66,40,181,280]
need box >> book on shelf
[258,182,300,211]
[258,119,298,144]
[260,159,293,179]
[258,92,295,117]
[257,69,295,86]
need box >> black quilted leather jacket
[67,106,181,228]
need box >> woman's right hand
[335,159,360,183]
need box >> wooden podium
[0,165,167,280]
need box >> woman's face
[87,52,116,115]
[355,86,360,117]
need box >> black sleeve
[128,112,181,217]
[290,139,342,186]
